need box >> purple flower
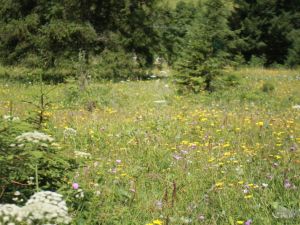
[72,183,79,190]
[190,144,197,149]
[116,159,121,164]
[181,150,189,155]
[245,219,252,225]
[173,154,182,160]
[284,179,292,189]
[284,179,296,189]
[110,168,117,174]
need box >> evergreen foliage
[0,0,158,68]
[230,0,300,66]
[155,1,197,65]
[0,0,299,87]
[174,0,235,93]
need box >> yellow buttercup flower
[257,121,264,127]
[153,219,163,225]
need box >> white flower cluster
[75,189,85,199]
[292,105,300,110]
[3,115,20,122]
[0,204,25,224]
[74,150,91,159]
[15,131,54,143]
[63,128,77,138]
[0,191,71,225]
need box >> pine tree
[175,0,235,93]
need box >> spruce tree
[175,0,235,93]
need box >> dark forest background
[0,0,299,84]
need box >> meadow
[0,68,299,225]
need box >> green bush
[0,66,74,84]
[92,50,145,81]
[248,55,266,67]
[210,73,240,91]
[261,81,275,93]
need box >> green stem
[35,164,39,191]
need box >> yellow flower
[274,155,282,159]
[224,152,231,156]
[181,140,189,145]
[237,221,244,224]
[153,219,163,225]
[244,194,253,199]
[215,182,224,188]
[257,121,264,127]
[223,143,230,148]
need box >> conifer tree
[175,0,235,93]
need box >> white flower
[3,115,20,121]
[154,100,167,104]
[292,105,300,110]
[15,131,54,143]
[74,151,91,159]
[0,191,71,224]
[63,128,77,137]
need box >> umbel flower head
[0,191,71,224]
[15,131,54,143]
[63,127,77,137]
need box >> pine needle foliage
[174,0,236,93]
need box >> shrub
[210,73,240,91]
[261,81,275,93]
[92,49,145,81]
[0,66,74,84]
[248,55,266,67]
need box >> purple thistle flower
[72,182,79,190]
[245,219,252,225]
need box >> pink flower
[245,219,252,225]
[72,183,79,190]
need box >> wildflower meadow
[0,68,299,224]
